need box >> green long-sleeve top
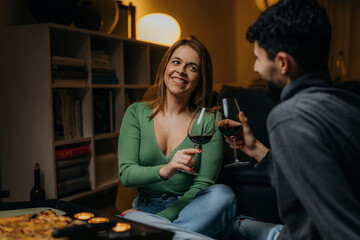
[118,102,223,221]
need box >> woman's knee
[203,184,236,206]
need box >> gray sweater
[257,71,360,239]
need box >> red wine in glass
[188,134,213,145]
[218,125,243,137]
[217,98,250,168]
[186,107,216,175]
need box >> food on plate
[0,209,84,240]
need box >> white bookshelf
[0,23,167,202]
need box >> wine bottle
[30,163,45,201]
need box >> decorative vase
[28,0,79,25]
[74,0,103,31]
[111,1,129,38]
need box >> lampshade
[254,0,280,12]
[137,13,181,46]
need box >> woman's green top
[118,102,223,221]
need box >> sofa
[215,83,281,224]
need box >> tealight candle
[112,222,131,232]
[88,217,110,224]
[74,212,94,220]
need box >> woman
[117,36,236,238]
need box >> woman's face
[164,45,201,98]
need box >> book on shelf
[56,156,91,169]
[92,67,118,84]
[91,58,111,67]
[55,146,91,161]
[74,100,83,137]
[52,68,88,79]
[52,79,87,84]
[53,89,83,140]
[57,175,91,198]
[92,50,110,59]
[52,56,88,84]
[52,56,86,67]
[92,76,118,84]
[91,50,118,84]
[92,67,116,77]
[57,163,89,182]
[53,90,65,139]
[61,89,75,139]
[93,89,113,134]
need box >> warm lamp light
[137,13,181,46]
[254,0,280,12]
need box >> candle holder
[88,217,110,224]
[109,222,131,238]
[74,212,94,221]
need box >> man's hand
[223,111,268,162]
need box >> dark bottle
[30,163,45,201]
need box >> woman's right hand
[159,148,201,178]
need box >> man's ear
[276,51,296,75]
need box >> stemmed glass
[186,107,216,175]
[217,98,250,168]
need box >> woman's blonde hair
[147,36,213,119]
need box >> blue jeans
[129,184,237,239]
[124,212,214,240]
[230,215,283,240]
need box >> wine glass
[217,98,250,168]
[185,107,216,175]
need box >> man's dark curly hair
[246,0,331,73]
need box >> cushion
[115,181,138,212]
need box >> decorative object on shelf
[254,0,280,12]
[92,0,119,33]
[137,13,181,46]
[129,2,136,39]
[111,1,128,38]
[28,0,79,25]
[74,0,103,31]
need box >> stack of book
[51,56,88,84]
[91,50,118,84]
[53,89,82,140]
[55,146,91,198]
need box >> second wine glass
[186,107,216,175]
[217,97,250,168]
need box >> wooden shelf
[54,137,92,147]
[93,132,119,141]
[52,83,90,88]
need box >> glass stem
[232,137,239,163]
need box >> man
[225,0,360,239]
